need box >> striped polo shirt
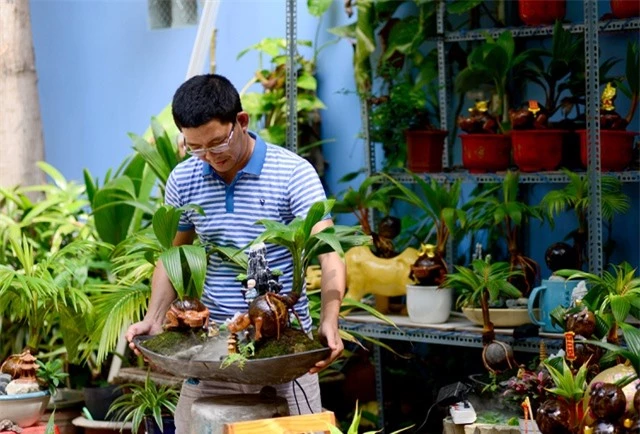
[164,132,327,331]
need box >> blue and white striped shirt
[164,132,326,331]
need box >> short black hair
[172,74,243,129]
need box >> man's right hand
[125,320,164,356]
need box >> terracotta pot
[519,0,566,25]
[460,134,511,173]
[610,0,640,18]
[578,129,638,171]
[512,130,565,172]
[405,129,447,173]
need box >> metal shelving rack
[371,1,640,275]
[339,317,564,354]
[285,0,298,153]
[357,1,639,429]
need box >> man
[125,74,345,433]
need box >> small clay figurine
[227,243,302,351]
[164,298,210,330]
[410,244,447,286]
[1,349,41,395]
[458,101,499,134]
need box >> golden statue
[601,82,616,111]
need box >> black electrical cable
[293,378,314,413]
[291,379,302,415]
[412,401,438,434]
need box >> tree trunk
[0,0,45,188]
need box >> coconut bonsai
[332,172,402,258]
[540,168,630,270]
[455,30,537,173]
[383,171,466,270]
[467,171,543,296]
[555,261,640,346]
[443,256,524,373]
[575,41,639,171]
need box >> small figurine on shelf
[458,100,499,134]
[599,82,629,130]
[1,349,41,395]
[509,100,549,130]
[410,244,447,287]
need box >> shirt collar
[201,131,266,177]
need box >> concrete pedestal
[190,393,289,434]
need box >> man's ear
[237,112,250,131]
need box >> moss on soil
[142,330,208,355]
[253,328,324,359]
[141,327,324,360]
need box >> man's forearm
[319,252,346,324]
[145,260,177,326]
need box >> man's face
[181,117,242,174]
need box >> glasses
[183,123,235,156]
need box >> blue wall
[30,0,638,272]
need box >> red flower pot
[610,0,640,18]
[519,0,566,25]
[512,130,565,172]
[460,134,512,173]
[405,129,447,173]
[578,129,638,171]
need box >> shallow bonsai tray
[133,335,330,385]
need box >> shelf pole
[584,0,603,276]
[373,344,385,430]
[285,0,298,153]
[437,0,449,169]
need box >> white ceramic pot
[0,390,50,427]
[406,285,453,324]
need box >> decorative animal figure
[345,246,419,312]
[227,292,300,342]
[164,298,210,330]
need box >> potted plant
[518,0,566,25]
[107,373,179,434]
[332,173,421,313]
[332,172,402,257]
[237,36,328,172]
[383,172,470,323]
[534,358,589,434]
[443,256,524,373]
[370,58,447,173]
[467,171,543,296]
[610,0,640,19]
[510,21,584,172]
[250,199,370,318]
[0,350,66,429]
[555,261,640,346]
[455,31,536,173]
[578,41,639,171]
[540,168,630,270]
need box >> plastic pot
[511,129,565,172]
[460,134,511,173]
